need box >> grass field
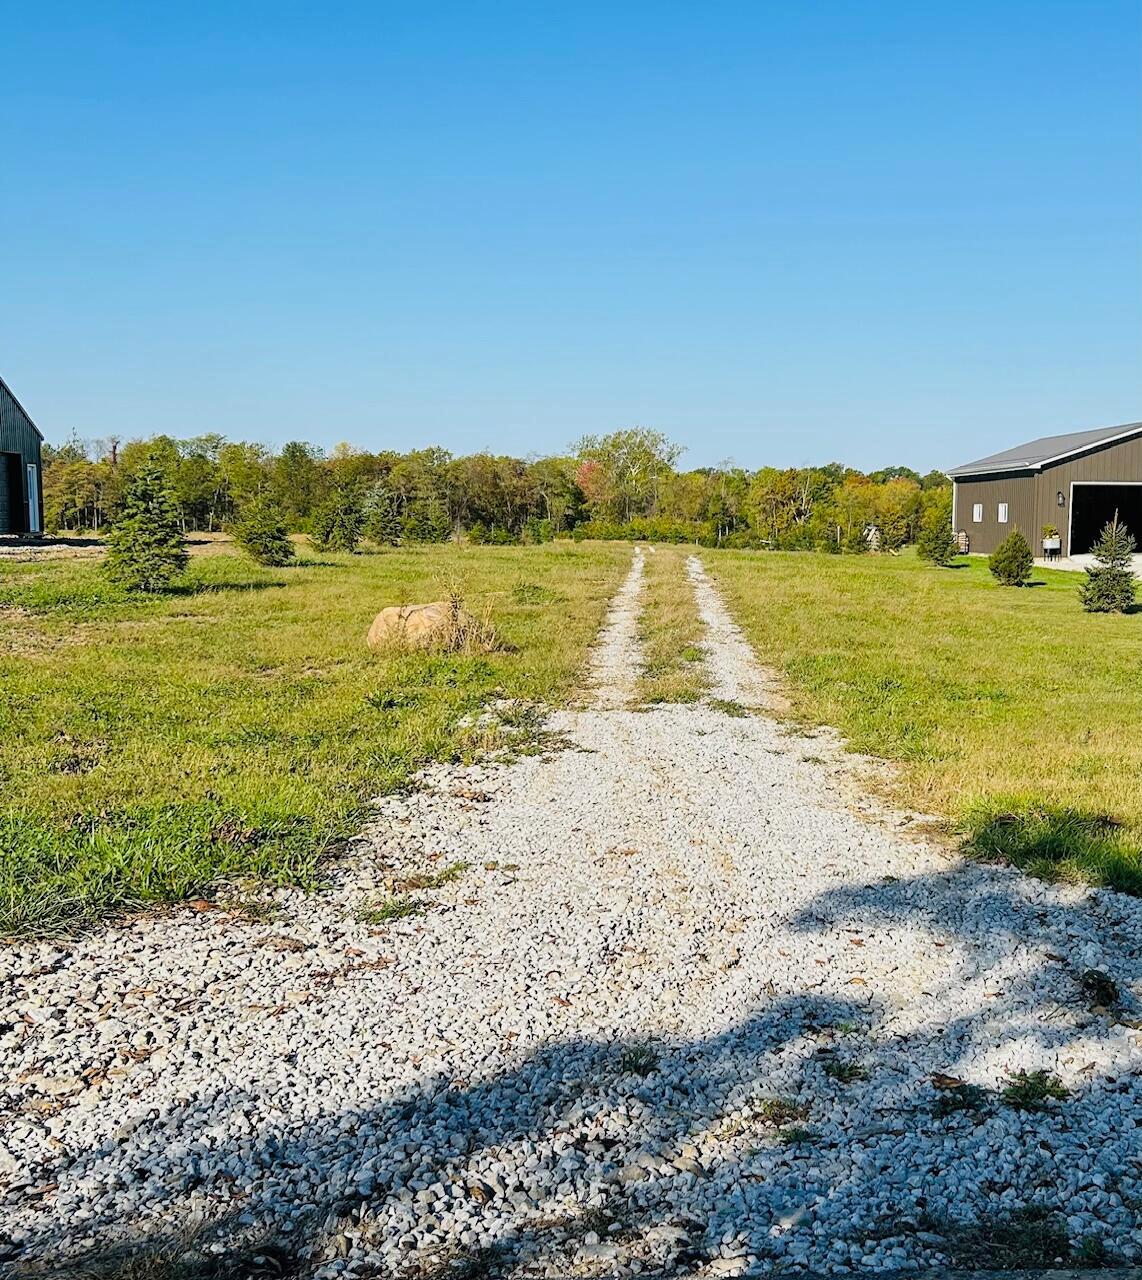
[0,542,628,936]
[707,550,1142,893]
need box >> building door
[0,453,22,534]
[1069,483,1142,555]
[26,463,41,533]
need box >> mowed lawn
[708,550,1142,893]
[0,542,628,936]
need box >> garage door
[0,454,11,534]
[1071,483,1142,555]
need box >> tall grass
[0,542,629,936]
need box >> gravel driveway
[5,551,1142,1277]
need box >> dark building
[0,375,44,536]
[948,422,1142,558]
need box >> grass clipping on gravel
[0,541,629,937]
[707,547,1142,895]
[636,546,709,705]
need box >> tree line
[42,427,953,553]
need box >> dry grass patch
[636,546,708,704]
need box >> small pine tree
[988,528,1034,586]
[104,465,188,592]
[310,488,365,553]
[1079,514,1137,613]
[916,514,958,566]
[362,483,402,546]
[232,495,296,567]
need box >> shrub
[988,529,1033,586]
[916,490,957,565]
[1079,515,1137,613]
[104,466,188,592]
[311,488,365,553]
[231,495,295,567]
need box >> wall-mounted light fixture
[1057,491,1066,508]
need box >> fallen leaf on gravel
[930,1072,967,1090]
[188,899,215,912]
[847,977,867,985]
[552,996,571,1007]
[848,938,864,946]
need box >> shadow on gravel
[13,868,1142,1277]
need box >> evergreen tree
[362,482,403,546]
[104,465,189,592]
[1080,515,1137,613]
[310,488,365,553]
[916,500,958,565]
[988,529,1034,586]
[232,495,296,567]
[403,495,452,543]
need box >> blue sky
[2,2,1139,471]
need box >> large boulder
[366,601,455,651]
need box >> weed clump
[393,861,469,892]
[1079,967,1120,1009]
[708,698,749,718]
[357,895,423,925]
[822,1059,868,1084]
[1001,1068,1069,1111]
[618,1044,660,1076]
[757,1098,809,1125]
[776,1125,815,1146]
[931,1082,990,1118]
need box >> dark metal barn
[948,421,1142,558]
[0,375,44,536]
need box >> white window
[972,503,983,523]
[997,502,1009,524]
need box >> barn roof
[0,374,44,440]
[948,421,1142,478]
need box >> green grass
[617,1043,660,1076]
[1001,1068,1069,1110]
[0,542,628,936]
[707,549,1142,893]
[356,895,424,925]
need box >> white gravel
[4,549,1142,1277]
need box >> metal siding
[0,381,43,534]
[951,472,1038,554]
[1039,437,1142,554]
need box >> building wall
[954,432,1142,556]
[0,380,44,534]
[1039,435,1142,554]
[952,472,1038,554]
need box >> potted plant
[1042,524,1061,558]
